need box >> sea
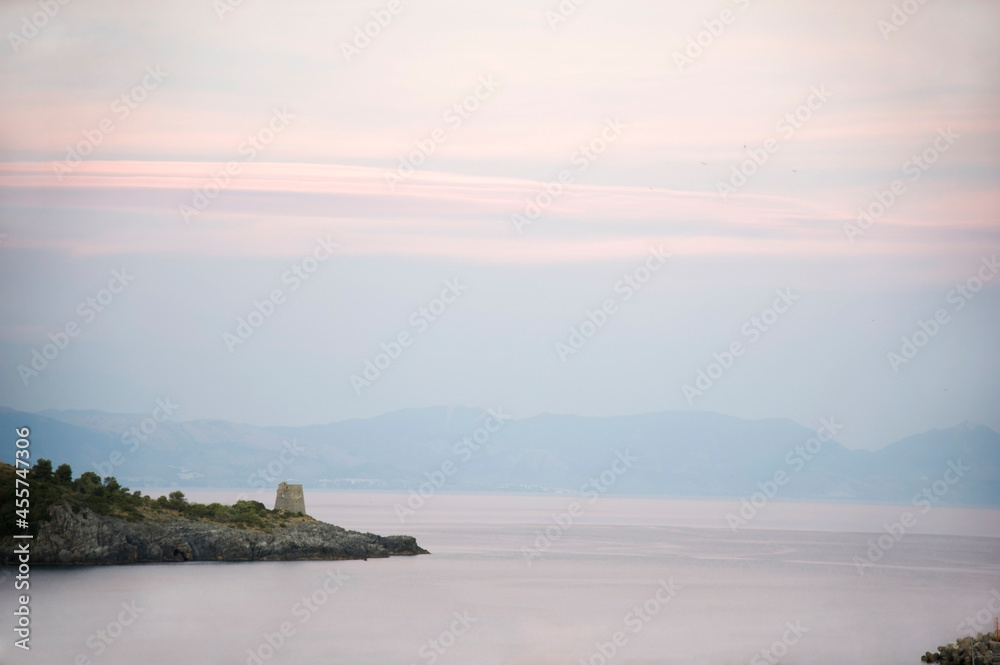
[1,492,998,665]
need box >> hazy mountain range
[1,405,997,506]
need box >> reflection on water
[1,493,997,665]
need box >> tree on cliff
[53,463,73,485]
[168,491,187,510]
[30,458,53,481]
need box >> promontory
[0,460,428,565]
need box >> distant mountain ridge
[2,405,998,506]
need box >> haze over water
[2,1,999,663]
[3,493,997,665]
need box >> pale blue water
[1,493,998,665]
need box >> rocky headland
[0,460,427,565]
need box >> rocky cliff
[1,503,427,565]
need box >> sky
[0,0,998,449]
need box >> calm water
[2,493,998,665]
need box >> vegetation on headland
[0,459,309,538]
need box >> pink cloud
[0,160,994,262]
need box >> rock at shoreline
[922,633,1000,664]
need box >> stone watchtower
[274,482,306,514]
